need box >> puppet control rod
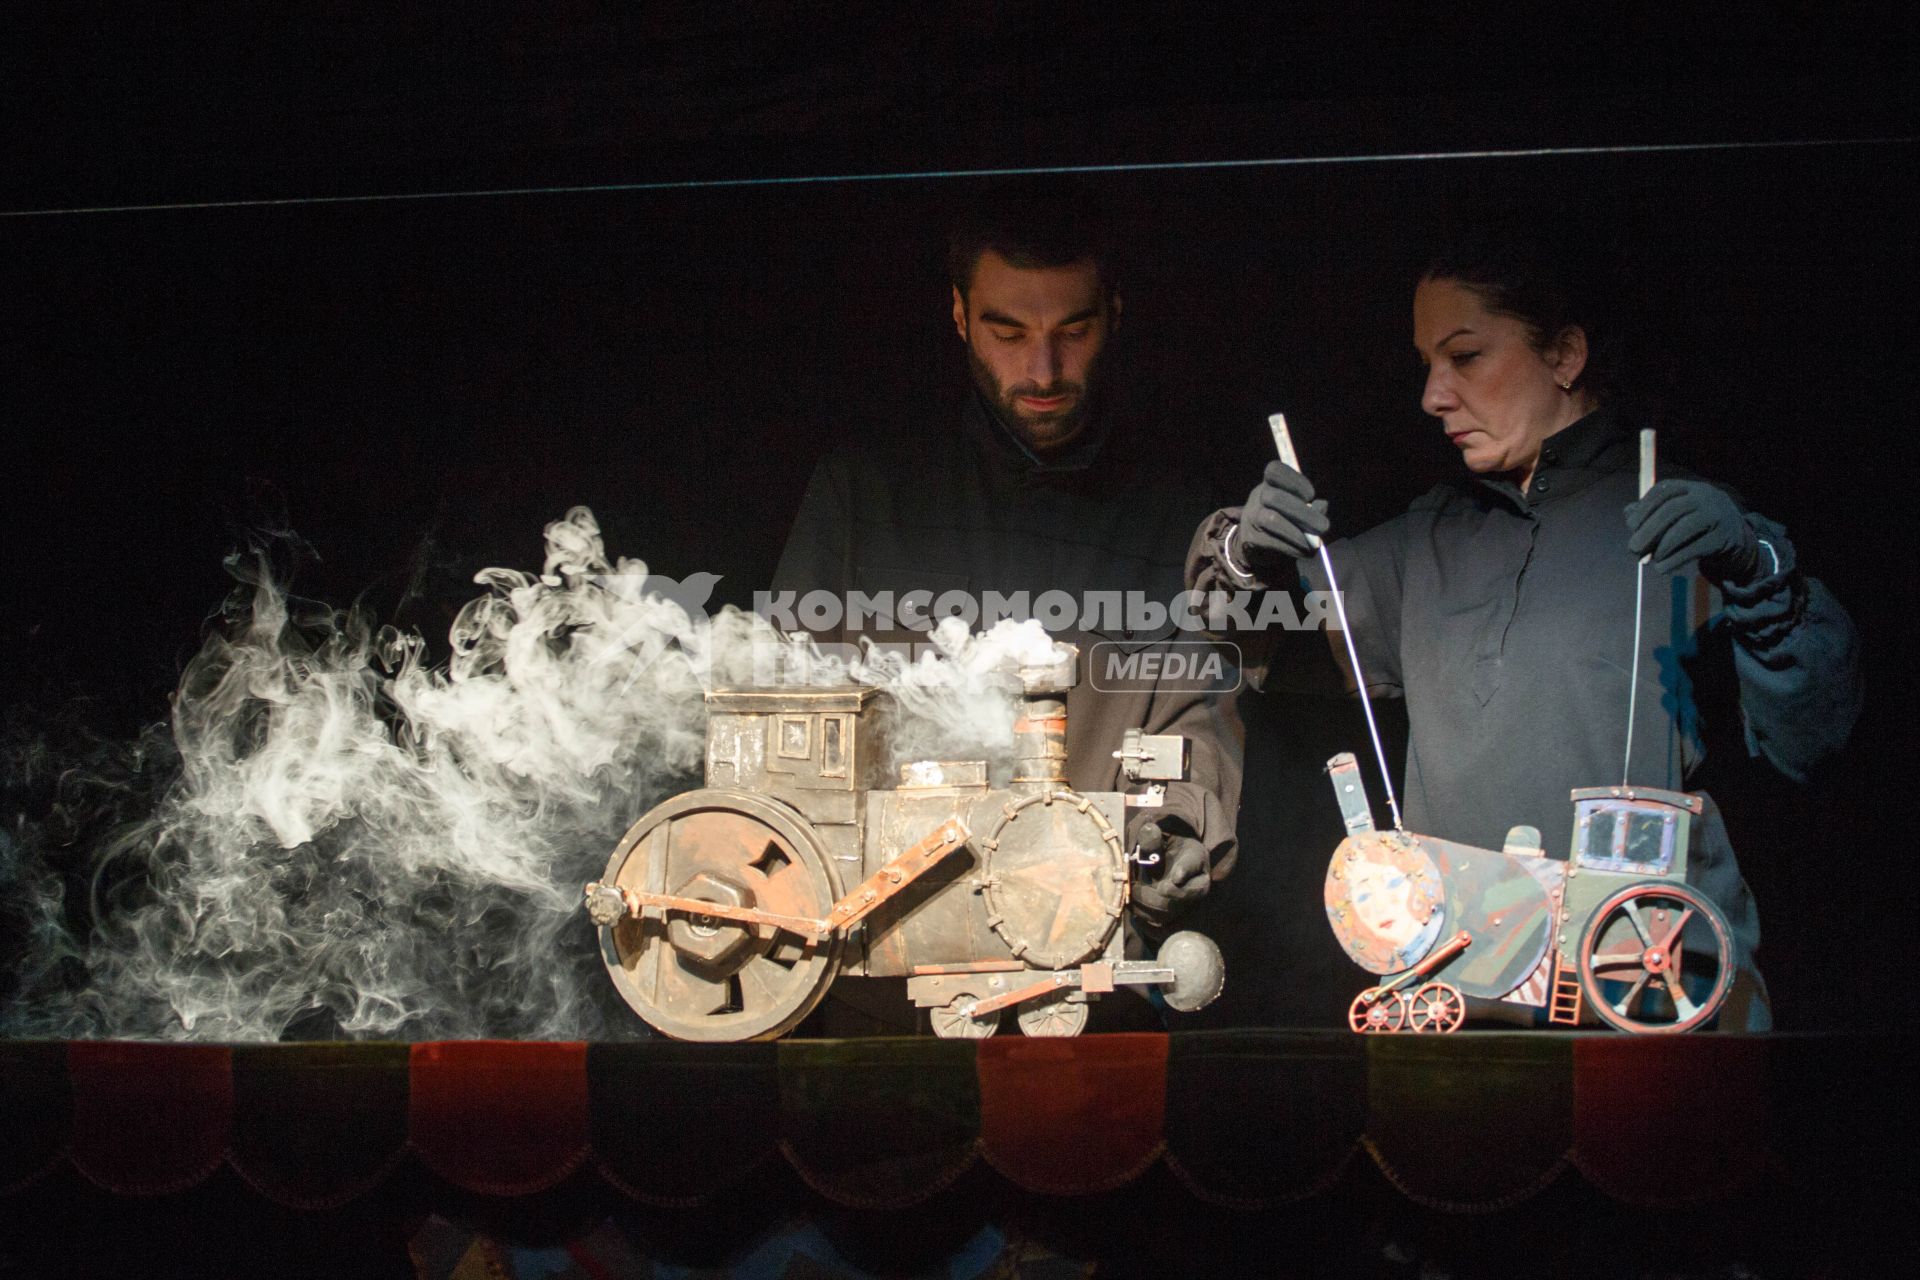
[1269,414,1404,832]
[1624,428,1655,788]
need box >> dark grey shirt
[1191,407,1862,961]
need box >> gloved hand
[1624,479,1763,585]
[1131,819,1211,926]
[1235,460,1331,576]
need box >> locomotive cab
[1572,790,1688,876]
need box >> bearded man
[770,181,1241,1030]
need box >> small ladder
[1548,949,1583,1026]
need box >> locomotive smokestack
[1011,647,1077,787]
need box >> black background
[5,4,1914,1029]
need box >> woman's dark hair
[1421,221,1623,401]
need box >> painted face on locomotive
[1347,858,1432,951]
[1327,839,1447,974]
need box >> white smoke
[866,616,1072,779]
[1,507,1070,1041]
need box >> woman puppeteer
[1189,226,1861,1030]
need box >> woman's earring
[1558,380,1572,391]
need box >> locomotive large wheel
[597,788,840,1042]
[1577,881,1734,1034]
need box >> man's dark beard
[966,347,1104,456]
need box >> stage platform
[2,1031,1912,1278]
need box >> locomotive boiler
[584,650,1224,1041]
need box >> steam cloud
[1,507,1068,1041]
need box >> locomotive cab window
[1624,811,1670,866]
[1574,800,1678,874]
[776,715,811,760]
[1584,810,1617,864]
[820,715,847,778]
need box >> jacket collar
[1469,405,1633,513]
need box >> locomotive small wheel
[1577,880,1734,1034]
[1016,991,1089,1038]
[1348,989,1408,1034]
[597,788,841,1042]
[1405,982,1467,1034]
[930,992,1000,1039]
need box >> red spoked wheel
[1405,982,1467,1033]
[1577,881,1734,1034]
[1349,988,1409,1034]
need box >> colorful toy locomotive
[1322,753,1734,1034]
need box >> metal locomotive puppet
[583,648,1225,1041]
[1268,414,1735,1036]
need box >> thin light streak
[2,135,1910,219]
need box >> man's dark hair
[1422,219,1624,401]
[946,178,1116,298]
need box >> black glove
[1131,819,1211,926]
[1235,460,1330,575]
[1624,479,1763,585]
